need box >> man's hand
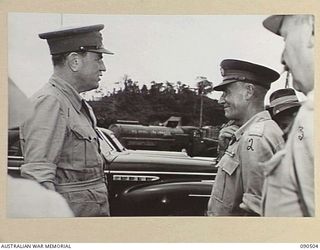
[218,122,239,153]
[239,202,260,216]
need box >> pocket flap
[71,125,91,141]
[218,155,239,176]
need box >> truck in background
[108,117,219,157]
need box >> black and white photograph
[2,1,317,243]
[7,12,314,218]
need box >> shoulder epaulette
[248,122,265,137]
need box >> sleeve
[294,108,314,216]
[20,94,67,184]
[240,127,283,215]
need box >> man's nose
[218,94,225,104]
[281,52,288,70]
[100,61,106,72]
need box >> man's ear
[66,53,81,72]
[244,83,254,100]
[307,15,314,48]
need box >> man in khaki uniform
[262,15,314,216]
[207,59,284,216]
[20,24,113,217]
[8,78,74,218]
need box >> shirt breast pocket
[213,155,240,205]
[71,125,101,168]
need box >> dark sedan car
[8,127,218,216]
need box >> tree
[196,76,213,95]
[88,79,226,129]
[196,76,213,127]
[141,84,149,95]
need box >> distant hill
[89,81,227,129]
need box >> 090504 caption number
[300,244,318,248]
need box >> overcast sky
[8,13,304,102]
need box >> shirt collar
[234,110,272,141]
[49,74,83,113]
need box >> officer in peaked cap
[263,15,314,95]
[261,15,314,217]
[207,59,284,216]
[20,24,113,217]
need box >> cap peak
[213,59,280,91]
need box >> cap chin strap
[51,46,101,55]
[79,46,103,52]
[223,75,258,85]
[223,77,270,90]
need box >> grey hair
[51,51,87,66]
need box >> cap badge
[220,67,225,76]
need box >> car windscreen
[96,128,116,156]
[108,133,126,152]
[98,128,127,152]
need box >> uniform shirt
[262,91,314,216]
[207,111,284,216]
[20,75,109,216]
